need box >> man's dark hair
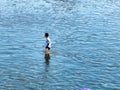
[45,33,49,37]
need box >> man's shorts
[46,47,50,50]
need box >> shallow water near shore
[0,0,120,90]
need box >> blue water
[0,0,120,90]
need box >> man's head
[45,33,49,38]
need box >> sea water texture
[0,0,120,90]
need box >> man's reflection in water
[44,54,50,65]
[41,54,50,90]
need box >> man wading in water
[44,33,51,62]
[44,33,51,54]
